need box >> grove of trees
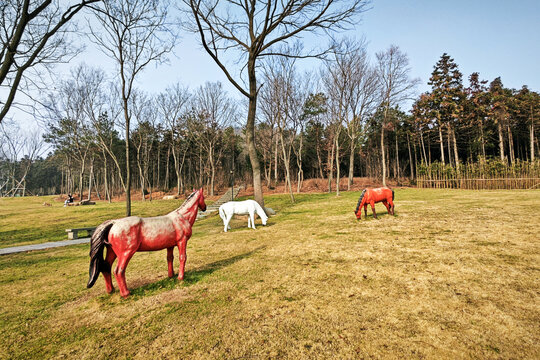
[1,1,539,204]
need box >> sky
[6,0,540,132]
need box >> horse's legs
[167,247,174,278]
[382,200,391,214]
[247,215,251,229]
[370,201,377,219]
[114,251,136,298]
[388,198,395,215]
[251,211,256,229]
[364,204,368,217]
[177,239,187,280]
[224,214,231,232]
[103,246,117,294]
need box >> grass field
[0,189,539,359]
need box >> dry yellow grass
[0,189,539,359]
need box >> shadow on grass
[129,246,266,297]
[357,212,396,220]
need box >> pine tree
[428,53,465,167]
[465,72,490,160]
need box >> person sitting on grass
[64,194,74,207]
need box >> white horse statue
[218,199,268,232]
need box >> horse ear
[199,187,204,193]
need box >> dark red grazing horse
[354,187,395,219]
[87,188,206,298]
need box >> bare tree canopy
[0,0,101,124]
[88,0,176,216]
[184,0,368,206]
[376,45,419,186]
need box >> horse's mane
[177,190,198,212]
[355,189,367,213]
[252,200,268,219]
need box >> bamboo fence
[416,160,540,190]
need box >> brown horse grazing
[87,188,206,298]
[354,187,394,219]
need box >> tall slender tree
[88,0,175,216]
[376,45,419,186]
[428,53,464,168]
[184,0,367,207]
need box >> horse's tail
[218,204,225,220]
[87,220,114,289]
[392,188,394,201]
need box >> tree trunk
[438,125,445,165]
[279,131,295,203]
[328,139,335,193]
[317,139,324,179]
[246,57,264,207]
[419,132,427,164]
[348,136,355,190]
[407,133,414,179]
[78,155,86,200]
[395,132,400,179]
[209,145,215,196]
[335,136,340,196]
[498,119,505,162]
[296,132,303,193]
[87,158,94,201]
[452,126,459,168]
[480,118,486,159]
[123,101,131,216]
[165,145,170,190]
[381,124,386,186]
[446,124,453,166]
[103,151,111,203]
[530,121,535,162]
[507,124,515,164]
[156,142,161,189]
[93,169,101,200]
[274,130,279,186]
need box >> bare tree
[260,56,300,202]
[0,120,44,196]
[43,66,95,200]
[0,0,101,124]
[88,0,175,216]
[131,91,157,201]
[189,82,235,196]
[184,0,367,207]
[157,83,191,195]
[376,45,419,186]
[322,44,353,196]
[341,39,378,189]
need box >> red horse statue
[87,188,206,298]
[354,187,395,219]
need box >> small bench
[66,227,96,240]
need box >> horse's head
[197,187,207,212]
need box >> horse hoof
[120,292,130,298]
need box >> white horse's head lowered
[251,200,268,225]
[218,199,268,231]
